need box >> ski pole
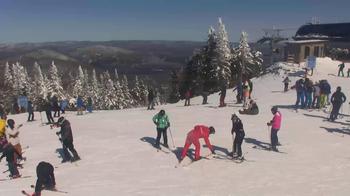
[168,127,176,148]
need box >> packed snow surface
[1,58,350,196]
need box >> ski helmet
[57,117,65,125]
[209,126,215,134]
[271,106,278,113]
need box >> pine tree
[120,75,133,108]
[47,61,64,99]
[3,62,15,108]
[213,17,232,86]
[131,76,142,106]
[32,62,48,103]
[73,65,85,99]
[90,69,100,110]
[139,78,148,106]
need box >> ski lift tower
[262,27,285,65]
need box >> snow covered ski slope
[1,58,350,196]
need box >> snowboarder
[53,117,80,162]
[6,119,23,161]
[147,88,155,110]
[231,114,245,159]
[283,77,291,92]
[152,110,170,148]
[27,101,34,121]
[239,100,259,115]
[0,142,20,178]
[219,85,227,107]
[184,89,192,106]
[180,125,215,162]
[86,97,93,113]
[338,62,345,77]
[267,106,282,152]
[329,86,347,121]
[32,161,56,196]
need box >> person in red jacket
[180,125,215,162]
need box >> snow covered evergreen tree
[32,62,48,103]
[138,78,148,106]
[47,61,64,99]
[131,76,142,106]
[212,17,232,86]
[3,62,15,108]
[73,65,85,99]
[120,75,133,108]
[90,69,101,109]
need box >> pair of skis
[22,185,68,195]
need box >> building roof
[295,23,350,41]
[286,39,328,44]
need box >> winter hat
[231,113,240,120]
[336,86,341,91]
[57,117,65,125]
[271,106,278,113]
[209,126,215,134]
[159,110,165,116]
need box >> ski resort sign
[307,56,316,69]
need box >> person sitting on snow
[180,125,215,162]
[0,142,21,178]
[239,100,259,115]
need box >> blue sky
[0,0,349,43]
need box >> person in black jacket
[33,161,56,196]
[329,86,347,121]
[52,117,80,162]
[27,101,34,121]
[231,114,245,159]
[0,143,20,178]
[219,85,227,107]
[44,100,54,124]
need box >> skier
[6,119,23,161]
[236,81,243,104]
[0,142,20,178]
[86,97,93,113]
[231,114,245,159]
[184,89,192,106]
[267,106,282,152]
[147,88,155,110]
[283,77,291,92]
[52,96,60,118]
[329,86,347,121]
[180,125,215,162]
[76,96,84,115]
[291,78,305,109]
[27,101,34,121]
[304,78,314,109]
[312,82,321,109]
[338,62,345,77]
[242,80,250,108]
[44,100,54,124]
[239,100,259,115]
[219,85,227,107]
[53,117,81,162]
[60,99,68,114]
[152,110,170,148]
[0,114,8,152]
[347,68,350,77]
[319,80,331,108]
[248,79,253,99]
[201,89,209,105]
[32,161,56,196]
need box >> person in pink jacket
[267,106,282,152]
[180,125,215,162]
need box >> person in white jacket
[6,119,23,160]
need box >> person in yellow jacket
[0,114,7,138]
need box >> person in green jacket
[152,110,170,148]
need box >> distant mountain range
[0,40,205,84]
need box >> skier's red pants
[181,139,200,160]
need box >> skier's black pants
[8,160,19,176]
[46,111,54,123]
[28,112,34,121]
[330,103,342,121]
[233,131,245,157]
[202,95,208,104]
[62,140,79,161]
[54,110,60,117]
[271,128,279,148]
[156,127,168,147]
[284,83,288,92]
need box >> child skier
[231,114,245,159]
[282,77,291,92]
[180,125,215,162]
[267,106,282,152]
[0,142,21,178]
[152,110,170,148]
